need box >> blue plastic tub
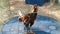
[25,0,50,6]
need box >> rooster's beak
[19,17,23,22]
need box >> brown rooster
[19,4,38,34]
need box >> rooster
[19,4,38,34]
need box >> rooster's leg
[30,26,33,33]
[30,22,34,34]
[24,27,28,34]
[24,23,29,34]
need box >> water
[1,15,59,34]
